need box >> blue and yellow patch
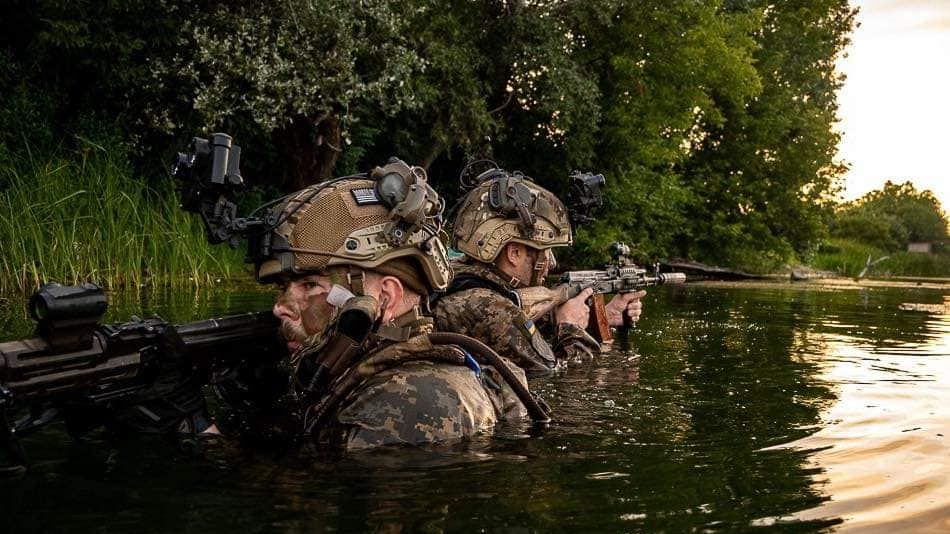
[524,319,537,336]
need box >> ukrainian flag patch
[524,319,537,335]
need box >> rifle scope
[28,283,107,322]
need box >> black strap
[430,273,520,307]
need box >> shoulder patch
[524,319,537,335]
[351,187,382,205]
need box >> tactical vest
[295,315,549,439]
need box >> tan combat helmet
[256,159,451,294]
[452,167,572,263]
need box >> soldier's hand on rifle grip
[555,288,594,329]
[606,290,647,328]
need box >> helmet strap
[530,258,547,287]
[346,267,365,296]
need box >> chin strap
[346,267,365,296]
[530,257,547,286]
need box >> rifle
[0,283,284,471]
[515,242,686,342]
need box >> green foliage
[813,238,950,277]
[0,133,244,294]
[831,210,907,251]
[1,0,862,274]
[812,238,887,277]
[151,1,421,133]
[559,0,762,268]
[880,251,950,278]
[681,0,856,269]
[833,181,948,248]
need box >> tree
[681,0,857,269]
[833,181,949,250]
[579,0,762,262]
[1,0,863,272]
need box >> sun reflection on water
[780,303,950,531]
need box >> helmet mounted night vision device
[171,134,450,291]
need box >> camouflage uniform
[432,262,600,377]
[436,165,601,376]
[310,313,527,449]
[248,164,537,450]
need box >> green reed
[0,139,247,295]
[812,238,950,278]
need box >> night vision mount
[171,133,271,248]
[172,133,444,268]
[566,171,605,227]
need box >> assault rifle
[515,242,686,342]
[0,283,284,472]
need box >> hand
[605,290,646,327]
[555,288,594,328]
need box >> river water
[2,281,949,532]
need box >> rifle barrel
[175,311,278,351]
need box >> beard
[280,305,341,363]
[279,320,308,348]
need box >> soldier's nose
[273,298,297,322]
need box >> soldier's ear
[376,275,405,323]
[504,242,523,265]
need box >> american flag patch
[351,187,382,205]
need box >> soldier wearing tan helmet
[261,159,538,449]
[432,165,644,376]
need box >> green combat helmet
[452,165,572,265]
[256,159,451,295]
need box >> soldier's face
[272,274,335,353]
[525,248,556,285]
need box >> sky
[835,0,950,207]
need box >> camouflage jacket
[431,262,600,376]
[305,312,528,450]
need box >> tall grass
[0,137,246,294]
[812,238,950,278]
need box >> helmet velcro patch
[351,188,382,205]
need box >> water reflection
[2,283,949,532]
[779,301,950,532]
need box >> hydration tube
[427,332,551,424]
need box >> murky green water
[2,282,949,532]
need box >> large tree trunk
[273,113,342,191]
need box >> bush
[831,209,907,251]
[832,181,949,251]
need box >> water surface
[2,282,949,532]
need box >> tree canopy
[832,181,949,251]
[1,0,862,271]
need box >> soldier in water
[256,159,536,449]
[432,166,644,377]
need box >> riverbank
[810,237,950,278]
[694,276,950,292]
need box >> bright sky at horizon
[836,0,950,208]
